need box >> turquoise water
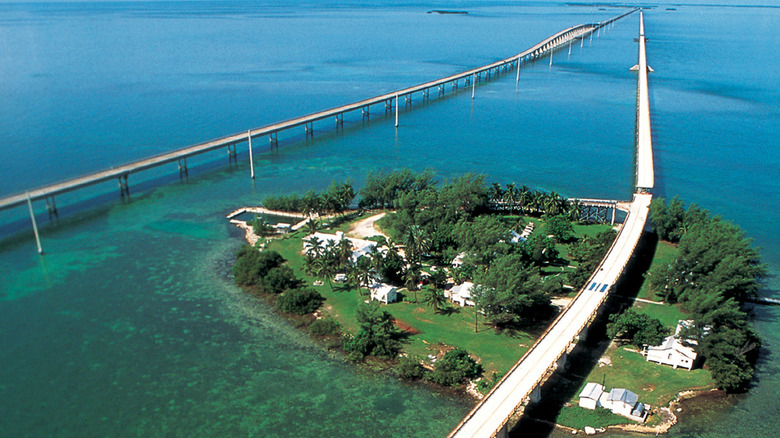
[0,1,778,437]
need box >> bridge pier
[118,174,129,197]
[45,196,58,218]
[269,132,278,148]
[452,80,458,90]
[177,158,188,178]
[385,98,393,113]
[227,144,237,162]
[361,106,369,120]
[335,113,344,130]
[530,384,542,404]
[556,352,568,371]
[422,89,429,101]
[394,94,399,127]
[305,122,314,138]
[404,94,412,106]
[438,84,444,95]
[247,131,255,179]
[496,423,508,438]
[26,192,43,254]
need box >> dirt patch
[394,319,421,335]
[347,212,388,239]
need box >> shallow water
[0,1,778,437]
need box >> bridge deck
[449,10,651,437]
[0,13,640,214]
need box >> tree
[277,288,324,315]
[260,265,301,294]
[606,309,668,347]
[422,287,448,314]
[403,225,431,264]
[428,348,482,386]
[544,215,574,242]
[472,254,554,328]
[403,264,422,303]
[233,247,285,286]
[343,302,405,360]
[397,355,426,380]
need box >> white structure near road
[303,231,379,262]
[643,320,698,370]
[578,382,605,410]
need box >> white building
[578,384,647,422]
[578,382,605,410]
[451,252,467,268]
[449,282,474,307]
[644,320,698,370]
[370,283,397,304]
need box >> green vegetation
[606,308,668,347]
[277,288,324,315]
[263,179,355,216]
[343,302,405,361]
[557,404,629,430]
[234,169,619,392]
[647,197,765,392]
[428,348,483,386]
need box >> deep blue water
[0,1,778,437]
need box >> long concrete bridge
[2,10,636,253]
[447,11,654,438]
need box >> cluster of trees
[263,180,355,216]
[486,182,582,219]
[647,197,765,391]
[343,302,406,361]
[566,229,617,290]
[233,246,324,315]
[358,169,436,209]
[606,308,668,347]
[396,348,483,387]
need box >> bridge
[2,10,635,253]
[447,11,653,438]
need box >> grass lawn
[572,343,714,408]
[636,240,677,301]
[556,405,629,430]
[634,301,689,330]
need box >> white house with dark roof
[448,282,474,307]
[601,388,646,421]
[303,231,380,263]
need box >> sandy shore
[347,212,388,239]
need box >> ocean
[0,1,777,437]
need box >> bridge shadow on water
[509,231,659,437]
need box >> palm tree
[304,235,324,259]
[566,199,583,222]
[335,237,354,269]
[422,287,448,314]
[404,225,431,264]
[354,256,374,296]
[403,264,422,303]
[517,185,532,214]
[504,183,518,214]
[313,258,335,290]
[544,191,563,216]
[487,182,504,204]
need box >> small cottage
[601,388,646,421]
[449,282,474,307]
[578,382,605,410]
[370,284,397,304]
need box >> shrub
[310,317,342,337]
[260,265,301,294]
[233,247,285,286]
[397,355,426,380]
[428,348,482,386]
[277,288,324,315]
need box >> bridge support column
[227,144,237,162]
[516,56,521,82]
[26,192,43,254]
[305,122,313,138]
[496,423,508,438]
[579,326,589,342]
[404,94,412,106]
[385,98,392,113]
[530,384,542,404]
[335,113,343,130]
[557,352,568,371]
[438,84,444,95]
[247,131,255,179]
[394,94,399,128]
[45,196,58,218]
[178,158,188,178]
[269,132,278,148]
[471,74,476,99]
[362,106,369,120]
[422,89,429,101]
[118,174,129,197]
[452,80,458,90]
